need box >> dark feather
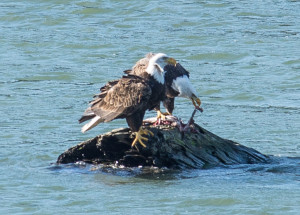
[91,75,151,122]
[126,58,192,114]
[163,97,175,114]
[162,63,190,113]
[164,63,190,87]
[79,75,156,132]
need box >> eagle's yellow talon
[141,136,148,141]
[157,110,171,121]
[138,139,147,148]
[157,110,166,120]
[131,128,153,148]
[141,129,154,136]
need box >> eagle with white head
[124,53,201,119]
[79,53,176,148]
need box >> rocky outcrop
[57,122,269,169]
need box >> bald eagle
[124,53,201,119]
[79,53,176,148]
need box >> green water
[1,0,299,214]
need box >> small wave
[246,156,300,175]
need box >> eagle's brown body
[79,74,164,133]
[79,53,178,148]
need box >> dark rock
[57,123,269,169]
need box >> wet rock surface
[57,123,269,169]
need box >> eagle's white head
[146,53,176,84]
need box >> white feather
[171,75,197,98]
[81,115,104,133]
[145,53,167,84]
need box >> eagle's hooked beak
[166,57,177,66]
[191,94,201,108]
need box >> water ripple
[1,0,300,214]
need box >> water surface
[1,0,299,214]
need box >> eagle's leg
[131,128,154,148]
[155,110,173,125]
[157,110,171,120]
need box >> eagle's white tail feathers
[81,115,104,133]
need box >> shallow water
[1,0,299,214]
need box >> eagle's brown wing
[90,75,152,123]
[78,79,120,124]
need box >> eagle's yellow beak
[166,58,177,66]
[191,94,201,107]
